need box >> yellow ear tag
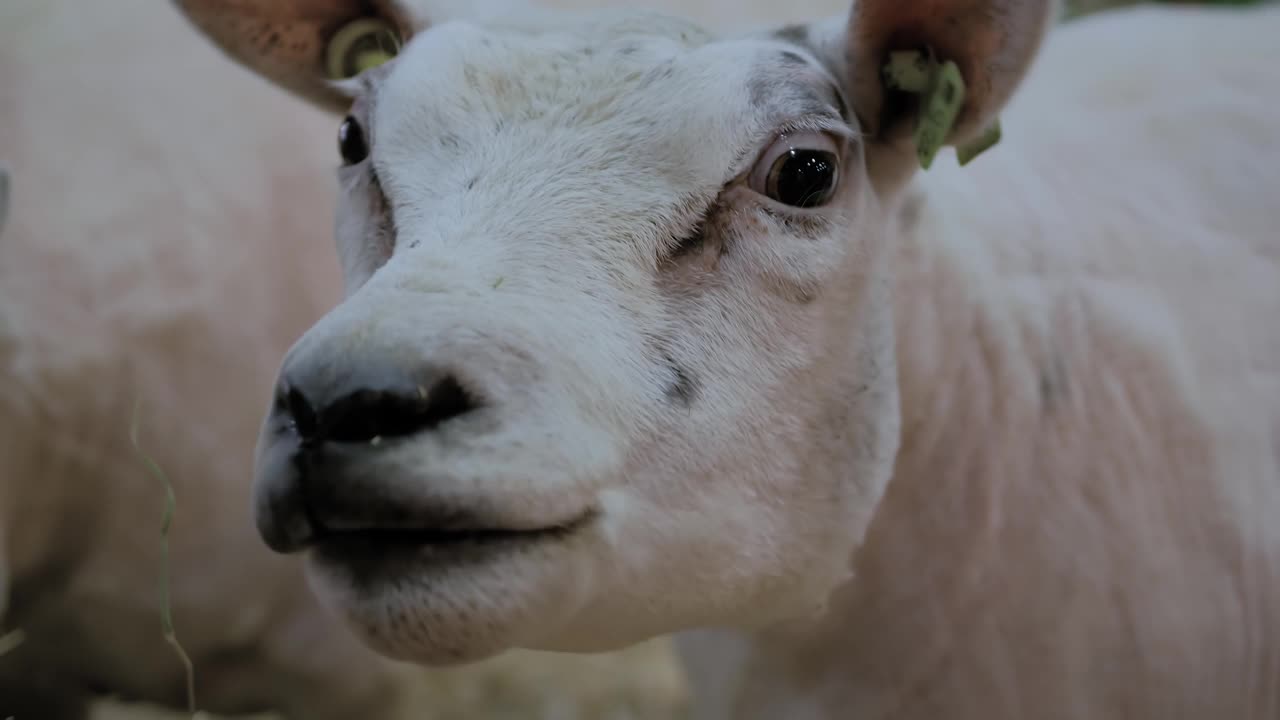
[882,50,1001,169]
[326,18,403,80]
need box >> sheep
[1,2,690,716]
[0,1,426,717]
[175,0,1280,718]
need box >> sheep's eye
[768,150,838,208]
[749,132,841,209]
[338,116,369,166]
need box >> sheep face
[256,14,896,664]
[175,0,1051,665]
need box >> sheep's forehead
[370,12,847,239]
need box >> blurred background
[0,0,1265,718]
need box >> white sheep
[0,1,426,716]
[175,0,1280,718]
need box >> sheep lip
[320,523,577,546]
[313,509,598,550]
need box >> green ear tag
[882,50,933,93]
[353,49,396,73]
[957,120,1002,166]
[881,50,1001,170]
[914,59,965,170]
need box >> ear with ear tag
[842,0,1056,180]
[172,0,420,112]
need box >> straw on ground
[131,399,198,716]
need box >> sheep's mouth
[309,509,599,567]
[307,512,597,593]
[315,516,593,549]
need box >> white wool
[5,0,1279,718]
[230,0,1280,716]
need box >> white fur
[262,6,897,664]
[192,0,1279,718]
[0,1,425,716]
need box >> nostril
[283,386,321,441]
[410,375,481,431]
[324,375,479,444]
[417,375,475,427]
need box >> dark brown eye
[338,116,369,166]
[748,132,841,209]
[767,150,838,208]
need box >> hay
[130,399,198,716]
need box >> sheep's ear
[172,0,424,112]
[847,0,1056,142]
[805,0,1055,185]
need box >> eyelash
[727,117,853,181]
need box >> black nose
[254,365,482,554]
[281,374,478,446]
